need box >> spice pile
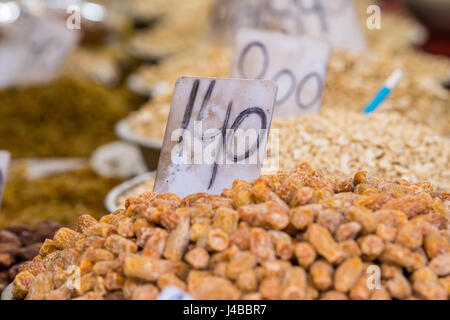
[264,110,450,191]
[0,167,120,227]
[0,222,62,296]
[0,77,142,158]
[11,163,450,300]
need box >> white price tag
[294,0,367,52]
[231,29,330,118]
[157,286,194,300]
[154,77,277,199]
[0,13,79,89]
[0,151,11,208]
[210,0,367,52]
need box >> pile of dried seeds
[11,163,450,300]
[264,110,450,191]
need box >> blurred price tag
[0,151,11,208]
[294,0,367,52]
[154,77,277,199]
[210,0,367,52]
[231,29,330,118]
[0,13,79,89]
[157,286,194,300]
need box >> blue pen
[363,69,403,114]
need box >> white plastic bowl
[115,119,163,170]
[104,171,156,213]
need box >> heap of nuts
[0,221,62,295]
[11,163,449,300]
[264,110,450,191]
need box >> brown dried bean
[238,202,289,230]
[124,255,172,282]
[305,224,345,264]
[358,235,384,260]
[142,228,168,259]
[184,247,210,269]
[213,207,239,234]
[52,228,85,250]
[78,215,113,238]
[157,273,187,291]
[334,257,363,293]
[386,273,412,299]
[250,228,275,262]
[289,205,318,230]
[259,276,281,300]
[269,231,294,260]
[262,260,291,279]
[412,267,447,300]
[105,271,124,291]
[229,226,250,251]
[131,284,159,300]
[429,253,450,277]
[163,215,190,260]
[396,223,423,249]
[316,209,341,233]
[376,224,397,242]
[335,222,362,242]
[348,206,378,233]
[206,228,229,252]
[187,271,240,300]
[424,233,449,259]
[281,267,307,300]
[236,270,258,293]
[289,187,314,207]
[310,260,333,290]
[349,273,372,300]
[294,242,316,268]
[105,235,138,255]
[226,251,257,280]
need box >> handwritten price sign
[154,77,277,198]
[231,29,330,118]
[0,13,79,89]
[210,0,367,52]
[0,151,11,208]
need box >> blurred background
[0,0,448,226]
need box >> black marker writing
[296,72,323,110]
[238,41,269,79]
[180,79,268,190]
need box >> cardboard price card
[0,13,79,89]
[231,29,330,118]
[154,77,277,199]
[0,151,11,208]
